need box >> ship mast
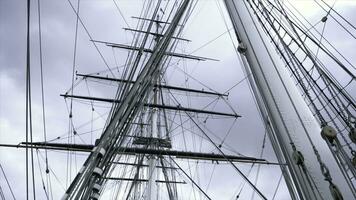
[224,0,354,199]
[146,14,162,200]
[61,1,192,199]
[3,0,355,199]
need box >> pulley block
[292,150,304,165]
[321,125,337,142]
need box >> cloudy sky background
[1,0,355,199]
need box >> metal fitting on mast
[237,42,247,54]
[321,125,337,143]
[292,150,304,165]
[329,183,344,200]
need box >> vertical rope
[36,0,52,198]
[0,164,16,199]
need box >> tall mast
[147,14,162,200]
[224,0,353,199]
[61,0,191,199]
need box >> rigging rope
[69,0,80,120]
[271,173,283,200]
[35,151,49,200]
[36,0,52,197]
[267,0,356,77]
[257,0,355,154]
[0,164,16,200]
[37,151,67,192]
[250,130,267,200]
[258,3,356,190]
[233,163,256,199]
[179,112,198,199]
[309,0,334,79]
[112,0,132,31]
[67,0,82,188]
[84,79,95,144]
[46,0,314,198]
[284,0,356,72]
[250,0,353,197]
[66,0,115,77]
[272,1,353,155]
[313,0,356,40]
[168,157,212,200]
[235,0,338,198]
[169,94,267,199]
[276,0,354,137]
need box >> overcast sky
[1,0,355,199]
